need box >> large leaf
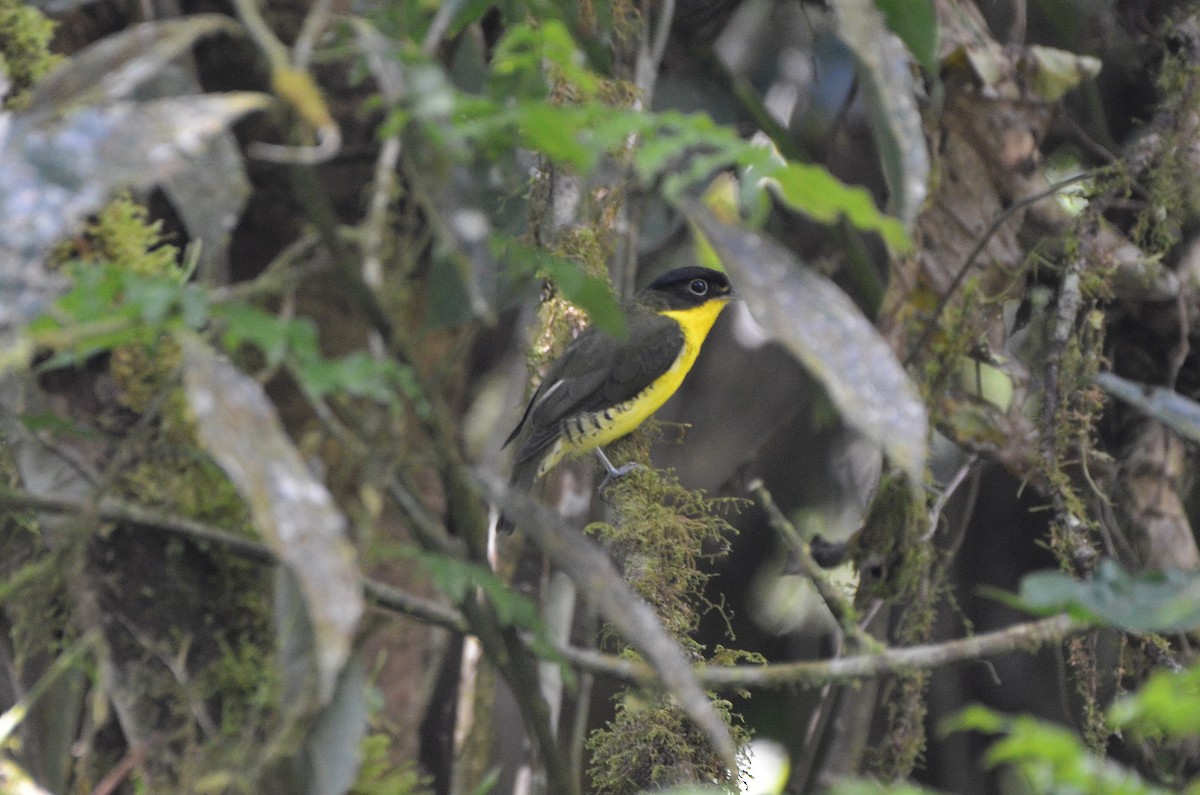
[180,335,362,705]
[1017,559,1200,632]
[303,646,368,795]
[142,65,252,282]
[831,0,930,229]
[686,207,927,487]
[0,17,266,330]
[874,0,938,74]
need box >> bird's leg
[594,447,642,489]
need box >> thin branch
[0,485,465,632]
[749,479,879,652]
[422,0,468,55]
[361,135,402,290]
[553,613,1084,691]
[292,0,336,70]
[0,485,1087,692]
[905,171,1097,366]
[924,453,979,542]
[639,0,676,102]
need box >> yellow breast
[536,297,729,478]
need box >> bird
[500,266,734,531]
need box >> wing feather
[508,310,683,467]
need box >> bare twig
[749,479,879,652]
[552,613,1083,690]
[1,484,1088,693]
[906,172,1096,366]
[362,135,402,290]
[924,453,979,542]
[292,0,336,70]
[0,485,467,632]
[422,0,468,55]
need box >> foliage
[942,658,1200,795]
[351,733,434,795]
[0,0,59,104]
[1013,559,1200,633]
[5,1,1200,794]
[586,434,750,793]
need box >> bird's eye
[689,279,709,296]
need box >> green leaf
[123,276,180,324]
[491,19,600,100]
[1017,559,1200,632]
[1109,663,1200,738]
[874,0,938,73]
[217,303,295,367]
[417,550,570,674]
[179,285,210,329]
[493,237,627,339]
[685,206,927,487]
[943,705,1172,795]
[939,704,1007,736]
[516,103,597,171]
[768,161,911,251]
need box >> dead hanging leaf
[949,33,1100,103]
[831,0,930,229]
[0,94,269,290]
[686,206,928,487]
[179,335,362,706]
[0,16,268,330]
[143,65,253,282]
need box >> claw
[594,447,643,490]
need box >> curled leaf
[831,0,930,228]
[26,15,240,118]
[0,18,266,330]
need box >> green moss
[193,632,278,734]
[78,194,182,277]
[584,428,751,793]
[854,474,926,604]
[0,0,60,107]
[588,693,748,794]
[32,194,276,790]
[351,734,434,795]
[854,475,939,780]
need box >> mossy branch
[0,484,1088,693]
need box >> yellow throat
[536,297,731,478]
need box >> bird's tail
[496,456,539,535]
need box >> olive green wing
[507,311,684,471]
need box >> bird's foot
[599,461,643,490]
[594,447,643,490]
